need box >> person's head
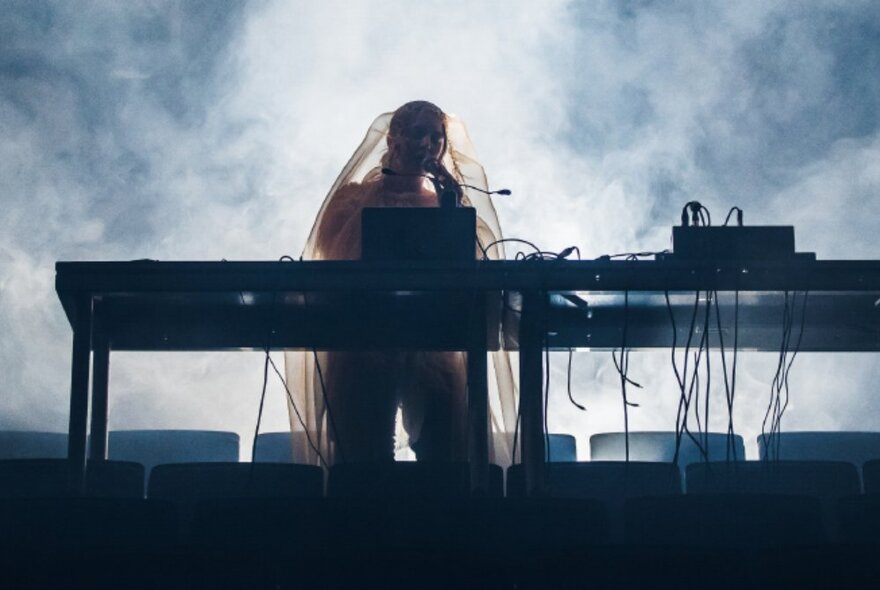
[384,100,447,174]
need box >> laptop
[361,207,477,262]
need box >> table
[56,259,880,493]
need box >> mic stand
[429,176,461,209]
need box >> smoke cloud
[1,1,878,459]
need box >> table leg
[468,298,489,495]
[520,291,546,496]
[89,322,110,461]
[67,293,93,494]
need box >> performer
[284,101,517,465]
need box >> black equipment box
[361,207,476,262]
[663,226,815,261]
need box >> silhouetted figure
[284,101,517,465]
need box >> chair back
[328,462,472,498]
[148,462,323,501]
[0,431,67,459]
[0,459,144,498]
[591,431,745,467]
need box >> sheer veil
[283,106,518,466]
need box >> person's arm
[313,182,373,260]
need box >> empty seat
[687,460,860,541]
[494,432,578,463]
[0,431,67,459]
[190,496,609,587]
[0,497,176,548]
[108,429,239,473]
[626,494,826,546]
[863,459,880,493]
[0,459,144,498]
[838,494,880,543]
[591,431,745,467]
[253,432,294,462]
[757,431,880,467]
[465,498,611,561]
[508,461,681,542]
[147,462,323,500]
[686,460,861,498]
[546,434,578,461]
[507,461,681,498]
[328,462,503,498]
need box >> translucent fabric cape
[283,111,518,467]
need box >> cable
[723,207,744,227]
[267,355,329,469]
[702,290,712,461]
[671,290,699,465]
[245,267,283,467]
[480,237,542,261]
[713,290,738,461]
[544,343,551,461]
[762,290,809,459]
[500,239,583,465]
[762,291,794,459]
[680,201,712,227]
[567,349,586,411]
[780,291,809,422]
[243,255,331,468]
[252,255,332,468]
[730,291,739,459]
[311,347,345,463]
[596,250,670,261]
[615,288,641,462]
[669,289,709,465]
[250,295,274,464]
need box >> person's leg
[404,352,468,462]
[323,351,399,462]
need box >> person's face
[390,110,446,173]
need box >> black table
[56,259,880,493]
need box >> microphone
[381,166,512,197]
[422,159,441,175]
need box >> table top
[55,259,880,352]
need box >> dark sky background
[1,1,878,458]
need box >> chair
[328,461,479,498]
[493,432,578,463]
[863,459,880,493]
[508,461,681,542]
[686,460,861,497]
[687,460,860,541]
[546,433,578,461]
[108,429,239,473]
[252,431,320,463]
[838,494,880,543]
[590,431,745,467]
[0,497,176,548]
[0,431,67,459]
[0,495,177,586]
[507,461,681,498]
[149,462,323,543]
[147,462,323,501]
[0,459,144,498]
[757,431,880,469]
[625,493,826,546]
[253,432,295,462]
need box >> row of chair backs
[590,431,747,465]
[0,430,241,462]
[0,459,145,498]
[6,430,880,466]
[0,460,499,499]
[5,459,877,501]
[2,459,880,546]
[221,430,878,468]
